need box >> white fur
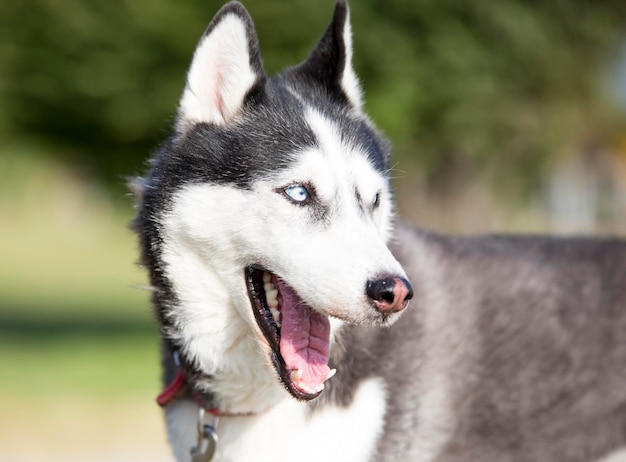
[165,400,202,462]
[158,106,405,415]
[340,9,363,111]
[597,449,626,462]
[304,108,395,243]
[158,6,404,458]
[160,185,286,413]
[165,378,387,462]
[178,13,257,129]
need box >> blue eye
[285,184,309,203]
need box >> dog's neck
[159,346,285,416]
[156,231,287,413]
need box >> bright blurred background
[1,0,626,460]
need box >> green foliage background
[2,0,625,195]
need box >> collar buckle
[190,407,219,462]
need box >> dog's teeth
[266,289,278,307]
[325,368,337,382]
[264,282,275,293]
[270,307,280,323]
[262,272,272,283]
[290,370,326,394]
[305,383,325,394]
[291,369,303,382]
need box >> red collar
[156,369,188,407]
[156,369,257,417]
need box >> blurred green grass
[0,331,158,398]
[0,145,171,459]
[0,143,160,400]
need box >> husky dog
[132,1,626,461]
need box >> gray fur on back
[356,221,626,461]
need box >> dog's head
[134,0,412,404]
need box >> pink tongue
[277,279,331,393]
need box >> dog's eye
[284,184,309,203]
[373,192,381,209]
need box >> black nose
[366,275,413,314]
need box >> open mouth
[245,265,336,400]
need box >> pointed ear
[177,1,264,129]
[296,0,362,110]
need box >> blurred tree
[1,0,625,197]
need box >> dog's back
[380,222,626,461]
